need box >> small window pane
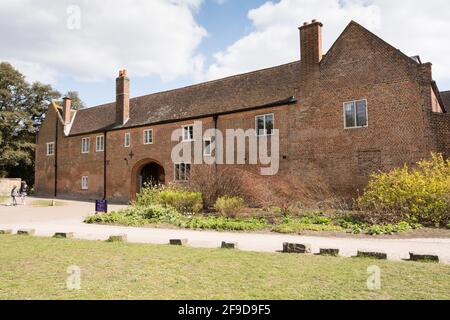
[124,133,130,147]
[344,102,356,128]
[204,140,211,155]
[265,114,274,135]
[186,164,191,180]
[256,116,265,136]
[356,100,367,127]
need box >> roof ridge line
[77,60,301,112]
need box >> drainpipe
[213,115,219,172]
[103,131,107,200]
[54,116,58,198]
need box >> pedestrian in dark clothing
[11,186,18,206]
[20,181,28,205]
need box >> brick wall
[34,21,449,203]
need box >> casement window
[182,125,194,141]
[143,129,153,145]
[96,135,104,152]
[81,176,89,190]
[255,114,274,136]
[81,138,90,154]
[46,142,55,156]
[344,99,368,129]
[124,132,131,148]
[174,162,191,181]
[204,139,212,156]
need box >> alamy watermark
[367,265,381,291]
[171,121,280,176]
[66,265,81,290]
[67,5,81,30]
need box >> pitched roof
[441,91,450,111]
[68,61,301,136]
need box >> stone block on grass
[221,241,238,249]
[409,253,439,263]
[169,239,188,246]
[17,229,35,236]
[356,250,387,260]
[53,232,74,239]
[283,243,312,254]
[319,248,340,256]
[0,229,13,235]
[107,234,127,242]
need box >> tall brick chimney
[62,97,72,125]
[299,20,323,82]
[116,69,130,125]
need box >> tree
[57,90,86,110]
[0,62,61,185]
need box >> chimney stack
[116,69,130,125]
[62,97,72,125]
[299,20,323,80]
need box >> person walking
[20,181,28,205]
[10,186,18,206]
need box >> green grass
[32,200,67,207]
[0,235,449,300]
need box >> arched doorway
[131,159,165,199]
[139,162,165,189]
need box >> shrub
[134,185,203,214]
[357,153,450,227]
[84,204,181,226]
[187,166,243,209]
[158,189,203,214]
[214,196,245,218]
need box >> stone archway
[130,159,165,199]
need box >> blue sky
[1,0,449,107]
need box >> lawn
[0,235,449,300]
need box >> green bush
[357,153,450,227]
[135,186,203,214]
[84,204,181,226]
[214,196,245,218]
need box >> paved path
[1,197,449,264]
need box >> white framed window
[204,139,212,156]
[81,138,90,154]
[344,99,368,129]
[46,142,55,156]
[96,135,104,152]
[255,114,274,136]
[143,129,153,145]
[81,176,89,190]
[124,132,131,148]
[174,162,191,181]
[182,125,194,141]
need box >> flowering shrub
[357,153,450,227]
[214,196,245,218]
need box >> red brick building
[35,20,450,203]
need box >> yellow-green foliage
[358,153,450,227]
[214,196,245,218]
[135,185,203,214]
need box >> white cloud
[0,0,206,83]
[204,0,450,87]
